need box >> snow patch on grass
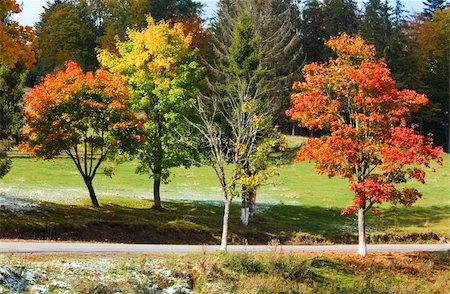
[0,258,192,293]
[0,194,38,212]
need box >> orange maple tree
[287,34,443,256]
[0,0,36,69]
[22,62,142,207]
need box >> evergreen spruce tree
[212,0,303,131]
[322,0,359,37]
[360,0,393,60]
[422,0,449,19]
[301,0,327,63]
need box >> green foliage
[360,0,393,60]
[29,1,98,84]
[227,13,262,79]
[212,0,303,130]
[322,0,359,38]
[0,147,11,178]
[0,64,27,141]
[301,0,327,63]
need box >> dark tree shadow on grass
[0,200,448,244]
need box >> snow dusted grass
[0,252,448,293]
[0,195,38,213]
[0,255,192,293]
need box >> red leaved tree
[22,61,142,207]
[287,34,443,256]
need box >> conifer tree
[322,0,359,37]
[301,0,327,63]
[422,0,449,18]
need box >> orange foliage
[0,0,37,68]
[22,61,141,159]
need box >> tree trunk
[241,196,249,226]
[291,123,295,136]
[249,189,257,217]
[358,203,367,256]
[153,175,162,209]
[220,198,232,251]
[84,177,100,208]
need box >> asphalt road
[0,242,449,254]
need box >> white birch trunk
[358,204,367,256]
[220,198,232,251]
[241,207,249,226]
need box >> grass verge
[0,251,448,293]
[1,196,448,244]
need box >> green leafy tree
[360,0,393,60]
[22,62,141,207]
[99,16,204,209]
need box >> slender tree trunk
[358,203,367,256]
[241,195,249,226]
[291,123,295,136]
[220,198,232,251]
[153,175,162,209]
[84,177,100,208]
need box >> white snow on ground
[0,259,193,293]
[0,194,38,212]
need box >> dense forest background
[3,0,450,151]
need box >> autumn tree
[0,0,36,69]
[0,0,36,178]
[99,16,204,210]
[22,62,141,207]
[287,34,443,256]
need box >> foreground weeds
[0,252,448,293]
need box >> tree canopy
[22,61,142,207]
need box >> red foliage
[287,34,443,215]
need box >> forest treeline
[0,0,448,150]
[19,0,449,151]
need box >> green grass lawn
[0,136,448,243]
